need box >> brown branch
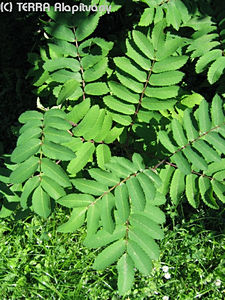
[152,123,225,170]
[73,27,86,101]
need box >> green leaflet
[0,202,17,218]
[84,109,105,140]
[67,98,90,124]
[166,1,181,30]
[172,119,188,147]
[142,205,165,224]
[48,40,77,58]
[32,186,51,218]
[158,165,174,196]
[132,30,154,60]
[96,144,111,170]
[158,130,176,152]
[130,213,164,240]
[117,254,135,296]
[87,202,101,236]
[11,139,41,163]
[151,20,166,50]
[56,193,94,208]
[103,125,124,144]
[156,37,184,61]
[132,153,145,170]
[152,56,188,73]
[43,58,80,73]
[127,240,152,275]
[71,178,108,196]
[183,146,208,171]
[142,169,162,188]
[108,81,139,104]
[19,119,42,134]
[172,152,191,175]
[211,180,225,203]
[19,110,43,123]
[170,169,185,205]
[83,58,108,82]
[115,184,130,223]
[213,170,225,181]
[103,96,135,115]
[199,176,219,209]
[181,93,203,108]
[78,37,113,57]
[41,158,71,188]
[94,113,112,142]
[17,127,42,146]
[128,227,160,260]
[62,138,83,152]
[175,0,190,23]
[183,109,199,141]
[205,159,225,177]
[145,86,180,99]
[84,82,109,95]
[113,157,138,174]
[142,97,176,111]
[211,94,224,126]
[101,193,115,233]
[208,56,225,84]
[139,7,155,26]
[75,13,99,41]
[43,127,72,144]
[43,116,71,131]
[149,71,184,86]
[89,168,120,186]
[126,177,145,211]
[137,172,156,202]
[116,70,144,93]
[198,100,211,133]
[20,176,40,209]
[1,184,20,203]
[64,86,83,101]
[185,174,199,208]
[105,160,131,178]
[205,132,225,153]
[57,80,80,105]
[110,113,132,126]
[93,239,126,271]
[81,55,102,69]
[51,69,82,83]
[57,207,87,233]
[195,50,222,73]
[33,70,50,87]
[9,156,39,184]
[84,225,126,249]
[41,176,66,200]
[193,140,221,163]
[67,142,95,175]
[42,141,75,161]
[154,6,163,24]
[44,23,75,42]
[72,105,99,137]
[114,57,147,82]
[45,109,67,119]
[187,34,219,58]
[126,39,151,70]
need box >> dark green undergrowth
[1,205,224,299]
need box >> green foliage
[1,0,225,296]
